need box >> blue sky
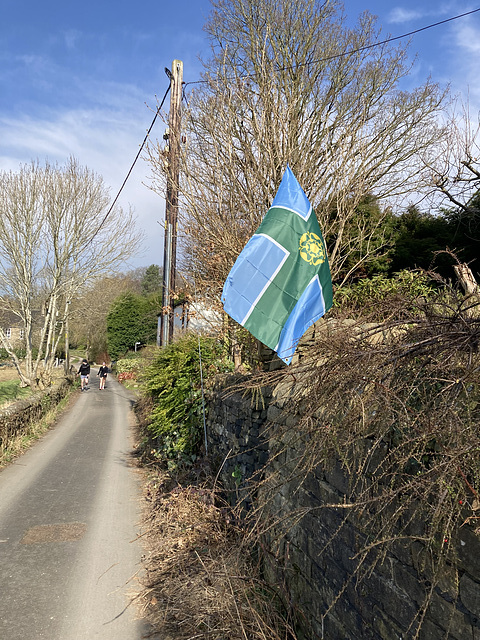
[1,0,479,269]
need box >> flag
[221,166,333,364]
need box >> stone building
[0,311,26,349]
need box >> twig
[458,466,480,500]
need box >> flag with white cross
[221,166,333,364]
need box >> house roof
[0,308,44,328]
[0,309,22,327]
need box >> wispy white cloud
[387,3,454,25]
[0,91,166,268]
[389,8,425,24]
[0,0,211,269]
[381,4,480,112]
[453,22,480,55]
[449,19,480,107]
[63,29,82,50]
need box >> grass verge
[0,390,75,468]
[0,380,32,407]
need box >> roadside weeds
[0,389,77,468]
[132,458,297,640]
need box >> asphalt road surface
[0,376,155,639]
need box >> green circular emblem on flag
[299,232,325,266]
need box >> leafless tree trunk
[0,158,144,388]
[454,264,479,296]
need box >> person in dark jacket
[77,359,90,391]
[97,362,109,390]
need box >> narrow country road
[0,375,154,639]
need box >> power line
[319,7,480,65]
[88,6,480,242]
[87,83,171,246]
[184,7,480,87]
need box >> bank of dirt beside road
[0,374,76,468]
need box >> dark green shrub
[106,291,158,359]
[333,270,436,319]
[143,334,233,466]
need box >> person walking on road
[77,358,90,391]
[97,362,109,390]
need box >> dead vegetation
[233,280,480,637]
[137,464,297,640]
[0,381,75,467]
[136,269,480,639]
[0,367,17,383]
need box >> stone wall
[206,375,480,640]
[0,379,72,452]
[206,374,271,505]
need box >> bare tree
[0,158,144,387]
[421,103,480,212]
[147,0,449,295]
[68,274,139,359]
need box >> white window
[20,329,25,339]
[5,328,11,338]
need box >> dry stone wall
[206,375,480,640]
[0,379,71,452]
[206,375,271,505]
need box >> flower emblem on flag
[221,166,333,364]
[299,232,326,266]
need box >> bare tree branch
[147,0,449,298]
[0,158,144,387]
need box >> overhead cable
[184,7,480,87]
[87,83,171,246]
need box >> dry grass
[0,391,75,467]
[137,465,297,640]
[0,365,69,409]
[135,276,480,640]
[0,368,75,467]
[0,367,17,382]
[231,286,480,638]
[0,364,69,384]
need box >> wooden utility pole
[160,59,183,346]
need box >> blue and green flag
[221,166,333,364]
